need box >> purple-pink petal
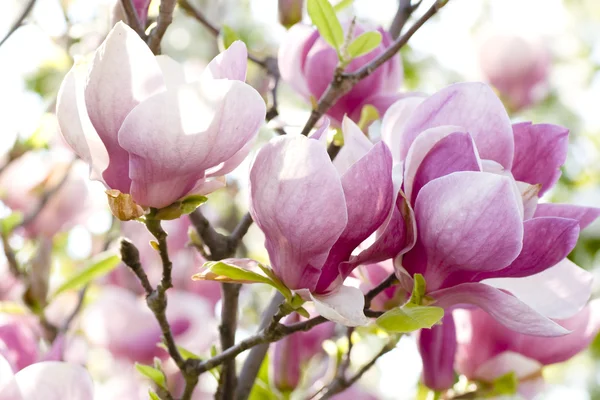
[418,314,457,391]
[534,203,600,229]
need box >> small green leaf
[307,0,344,51]
[1,212,23,234]
[157,343,200,361]
[296,306,310,318]
[333,0,353,12]
[488,372,518,397]
[149,390,161,400]
[219,25,241,50]
[135,363,167,389]
[51,253,120,299]
[153,195,208,220]
[376,303,444,333]
[409,273,427,305]
[347,31,382,59]
[180,195,208,214]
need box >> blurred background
[0,0,599,399]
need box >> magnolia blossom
[111,0,151,27]
[378,81,599,389]
[0,354,94,400]
[81,286,216,363]
[454,301,600,398]
[56,22,265,211]
[245,117,414,326]
[479,34,550,111]
[271,313,335,392]
[278,23,403,125]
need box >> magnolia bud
[278,0,304,28]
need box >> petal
[412,171,523,289]
[511,122,569,195]
[431,282,569,336]
[333,116,373,175]
[155,55,187,88]
[381,95,426,162]
[316,142,394,292]
[309,117,331,141]
[311,285,370,326]
[475,352,542,382]
[205,139,255,178]
[534,203,600,230]
[13,362,94,400]
[483,258,593,320]
[278,24,319,98]
[202,40,248,82]
[85,21,166,191]
[400,82,514,168]
[118,79,265,208]
[249,135,347,290]
[56,61,109,183]
[404,127,481,203]
[418,314,457,391]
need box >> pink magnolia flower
[379,82,599,339]
[479,34,550,111]
[0,317,40,372]
[81,286,216,363]
[271,313,335,392]
[278,23,403,125]
[56,22,265,210]
[247,118,414,325]
[0,354,94,400]
[454,301,600,398]
[0,150,97,238]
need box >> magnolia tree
[1,0,599,399]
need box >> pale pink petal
[511,122,569,195]
[400,82,514,168]
[118,78,265,207]
[316,142,394,292]
[516,181,540,220]
[277,24,319,98]
[205,139,254,178]
[155,55,187,88]
[534,203,600,229]
[309,117,331,142]
[56,61,109,183]
[311,285,370,326]
[13,362,94,400]
[431,282,568,336]
[418,314,457,391]
[412,172,523,289]
[475,352,542,382]
[403,126,480,203]
[202,41,248,82]
[483,258,593,319]
[381,96,426,162]
[84,22,165,191]
[249,135,347,290]
[333,116,373,175]
[0,355,17,396]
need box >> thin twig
[389,0,422,39]
[147,0,177,54]
[235,291,285,400]
[364,273,398,309]
[300,0,447,136]
[61,285,88,332]
[178,0,219,36]
[317,340,397,399]
[120,0,146,38]
[0,0,36,47]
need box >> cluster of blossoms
[1,1,599,398]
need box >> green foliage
[50,253,120,299]
[135,362,167,389]
[249,353,278,400]
[219,25,241,50]
[375,303,444,333]
[307,0,344,51]
[347,31,382,58]
[152,195,208,220]
[148,391,161,400]
[333,0,353,12]
[1,212,23,235]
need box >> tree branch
[147,0,177,54]
[120,0,146,39]
[216,283,241,400]
[0,0,36,47]
[300,0,447,136]
[364,273,398,309]
[389,0,422,39]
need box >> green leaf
[376,303,444,333]
[153,195,208,220]
[487,372,518,397]
[219,25,241,50]
[148,390,161,400]
[333,0,353,12]
[135,363,167,389]
[347,31,382,59]
[409,273,427,305]
[51,253,120,299]
[307,0,344,51]
[1,212,23,234]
